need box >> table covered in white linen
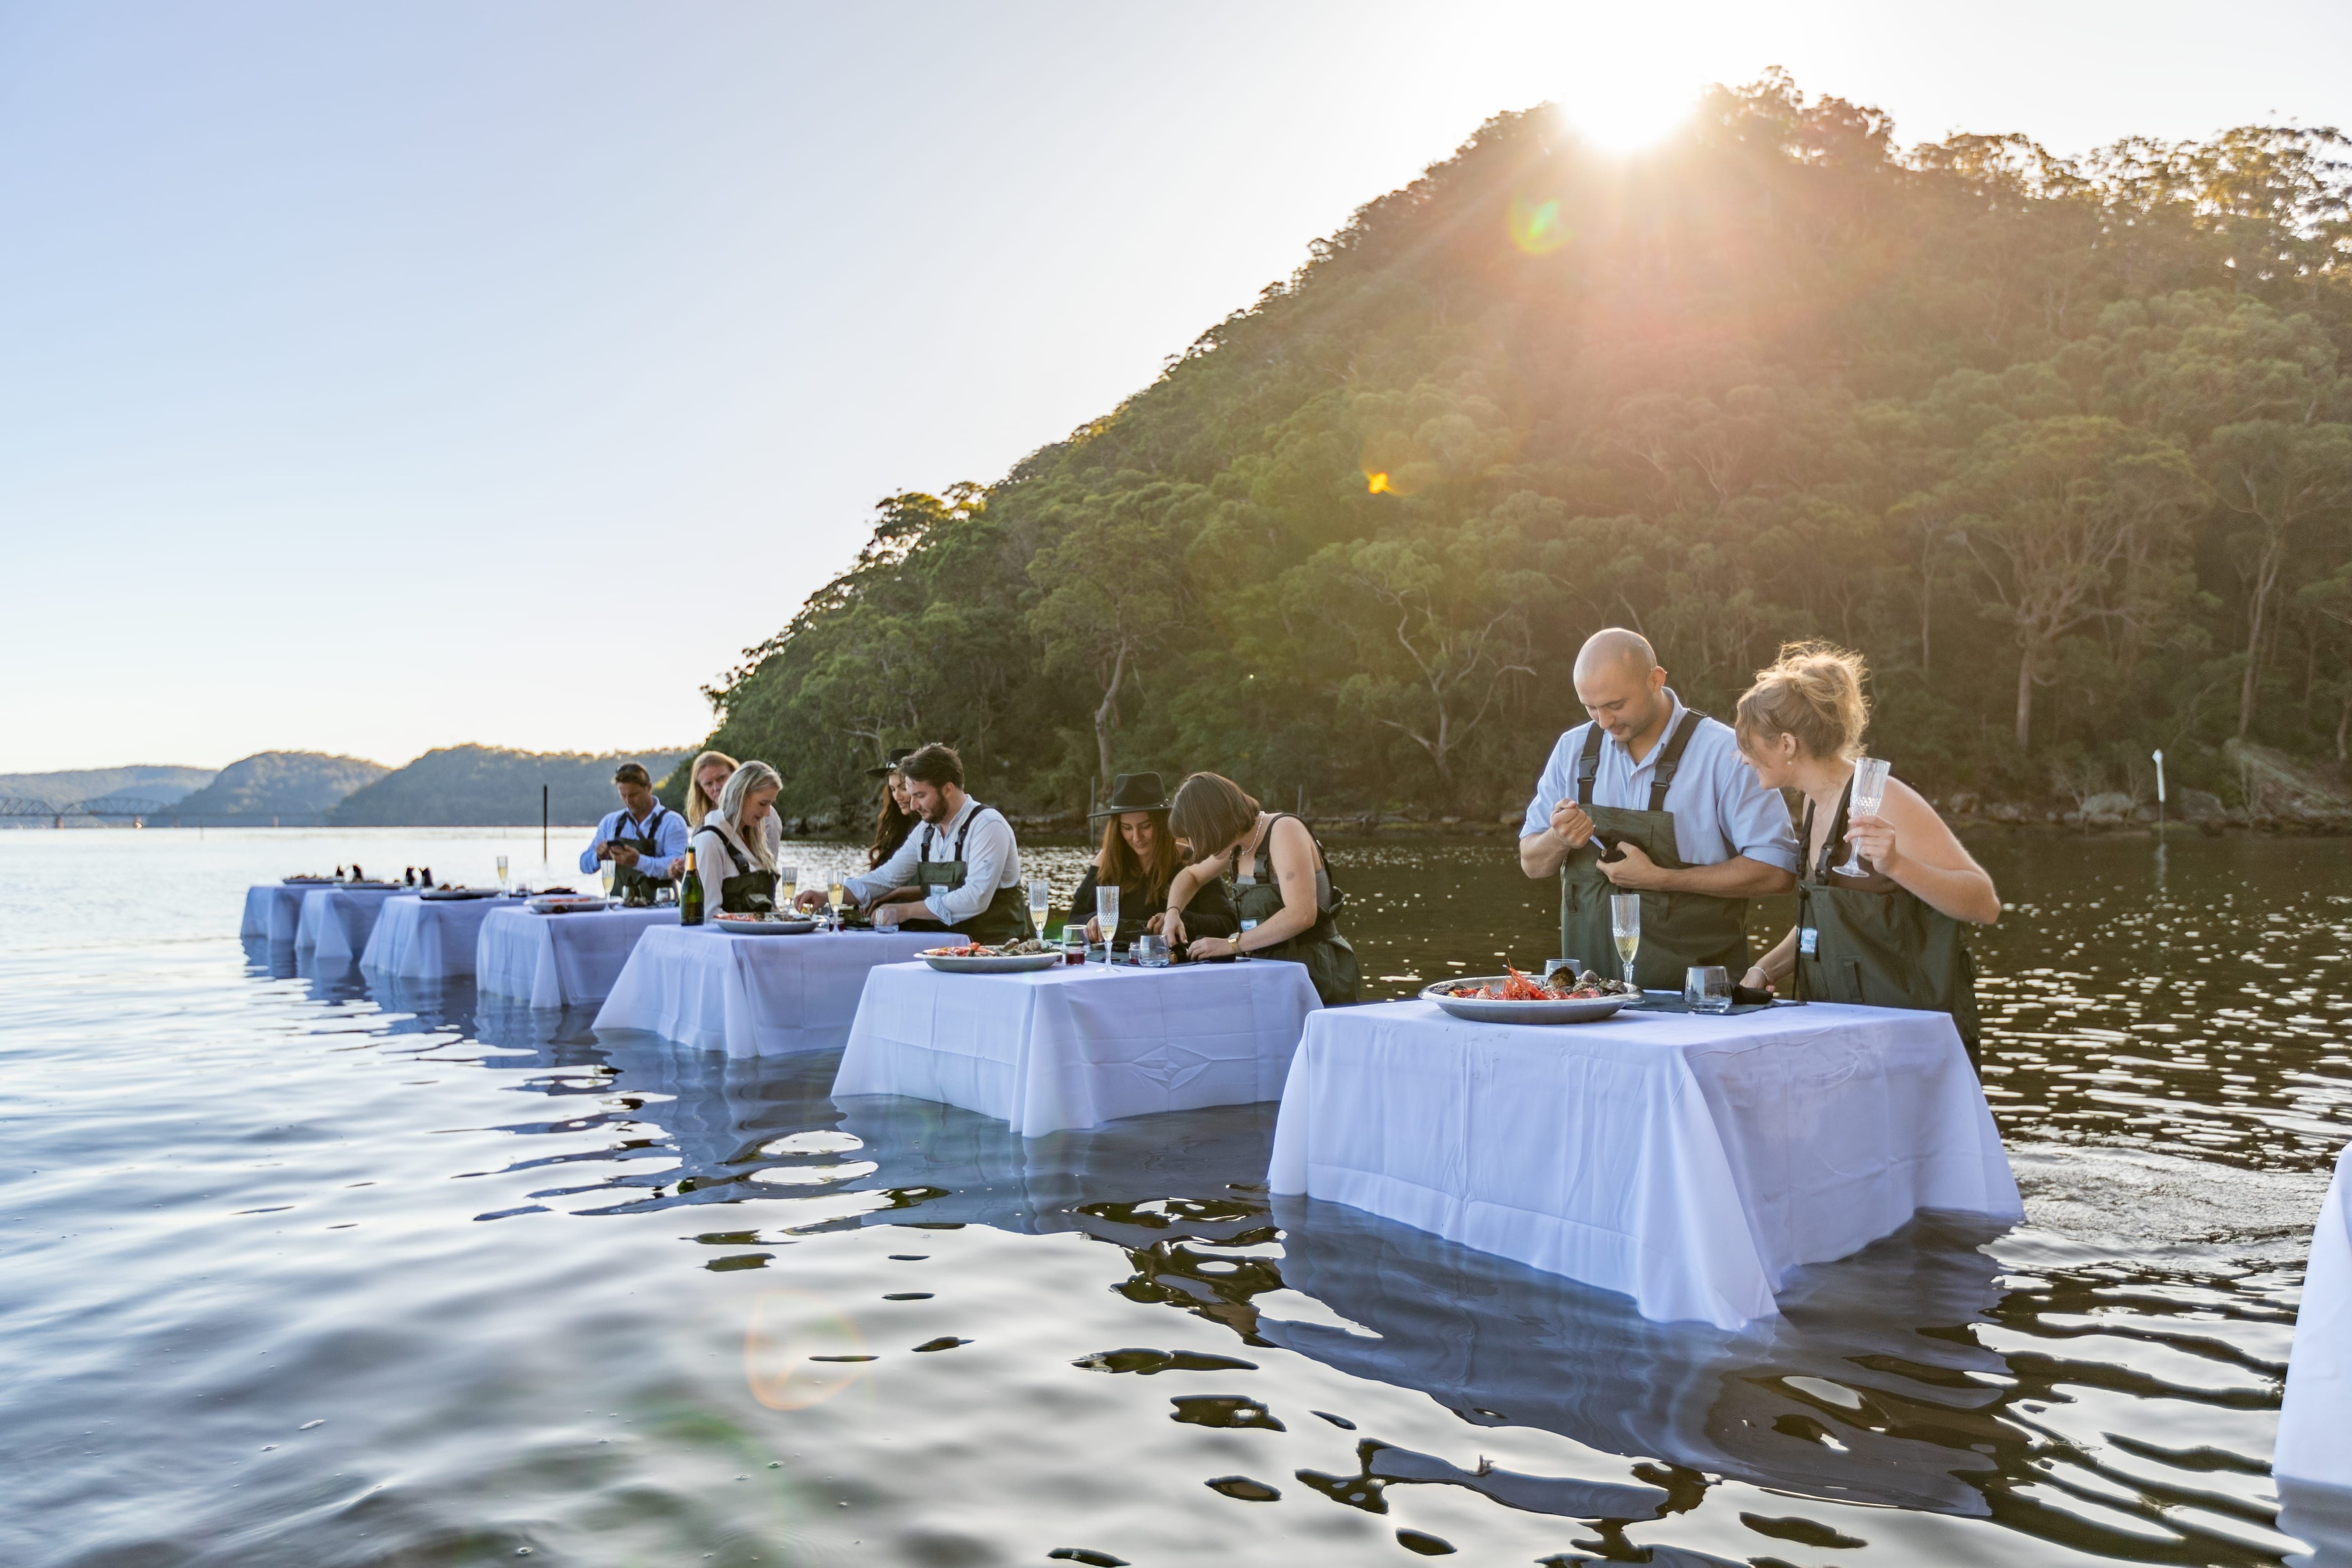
[475,904,678,1009]
[2277,1139,2352,1488]
[242,882,341,944]
[593,925,943,1056]
[360,893,519,981]
[834,959,1321,1137]
[1268,999,2020,1331]
[293,885,405,963]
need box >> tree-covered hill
[168,753,389,821]
[691,74,2352,825]
[334,745,688,827]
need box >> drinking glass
[1836,756,1893,877]
[828,880,848,931]
[779,866,798,907]
[1028,877,1050,934]
[599,863,617,901]
[1685,964,1732,1013]
[1544,957,1582,983]
[1135,933,1170,968]
[1095,884,1120,959]
[1609,893,1642,988]
[495,854,509,892]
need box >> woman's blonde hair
[685,749,739,828]
[715,761,781,871]
[1734,642,1870,761]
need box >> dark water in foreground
[1,828,2345,1567]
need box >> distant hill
[330,746,689,826]
[0,764,216,806]
[168,752,390,821]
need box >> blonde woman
[690,761,784,915]
[1732,643,2000,1063]
[684,748,781,857]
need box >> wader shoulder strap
[1646,710,1705,813]
[699,825,751,876]
[951,804,998,864]
[1575,724,1605,806]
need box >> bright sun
[1553,71,1698,153]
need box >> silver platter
[1421,978,1632,1025]
[715,917,820,936]
[922,952,1062,973]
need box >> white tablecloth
[359,893,518,980]
[293,886,405,962]
[2278,1139,2352,1488]
[834,959,1321,1137]
[1268,1000,2021,1331]
[241,883,340,944]
[593,926,943,1056]
[475,904,679,1009]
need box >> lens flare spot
[1509,196,1570,255]
[745,1289,870,1410]
[1366,472,1391,494]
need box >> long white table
[2278,1139,2352,1489]
[1268,1000,2021,1331]
[294,885,406,963]
[475,904,678,1009]
[593,925,943,1056]
[360,892,520,980]
[834,958,1321,1137]
[241,882,355,944]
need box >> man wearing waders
[1518,629,1798,989]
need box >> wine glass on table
[1610,893,1642,990]
[599,861,618,904]
[779,865,798,913]
[1836,757,1893,877]
[1028,877,1050,939]
[495,854,509,893]
[828,879,848,932]
[1095,884,1120,961]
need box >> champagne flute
[1028,876,1050,937]
[1096,883,1120,959]
[1836,757,1893,877]
[599,861,617,902]
[1610,893,1642,989]
[828,879,848,931]
[779,865,799,911]
[495,854,509,892]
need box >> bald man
[1519,629,1796,988]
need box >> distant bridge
[1,796,183,827]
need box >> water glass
[1134,933,1170,968]
[1685,965,1733,1013]
[1609,893,1642,987]
[1544,957,1583,983]
[1836,756,1892,876]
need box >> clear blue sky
[4,0,2347,773]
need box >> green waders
[1557,712,1753,991]
[610,805,673,907]
[1232,814,1359,1006]
[697,824,776,915]
[1794,781,1983,1068]
[909,804,1035,947]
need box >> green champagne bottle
[679,848,704,926]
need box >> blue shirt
[579,803,689,880]
[1519,689,1799,873]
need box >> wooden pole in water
[542,784,549,864]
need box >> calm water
[2,827,2346,1567]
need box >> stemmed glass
[779,865,799,911]
[1096,884,1120,960]
[1610,893,1642,989]
[1836,757,1893,877]
[599,861,618,903]
[1028,877,1050,938]
[828,879,848,932]
[495,854,509,893]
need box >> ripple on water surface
[0,828,2344,1567]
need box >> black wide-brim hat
[865,747,917,780]
[1089,772,1170,819]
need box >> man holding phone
[580,763,689,904]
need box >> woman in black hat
[1073,772,1238,952]
[866,747,918,870]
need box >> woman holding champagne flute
[1732,643,2001,1064]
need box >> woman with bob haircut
[1162,772,1358,1004]
[1732,642,2000,1063]
[690,761,785,915]
[1071,772,1238,950]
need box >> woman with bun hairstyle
[1163,772,1358,1005]
[1732,643,2001,1064]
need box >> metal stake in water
[2153,748,2166,835]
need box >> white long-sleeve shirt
[842,796,1021,928]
